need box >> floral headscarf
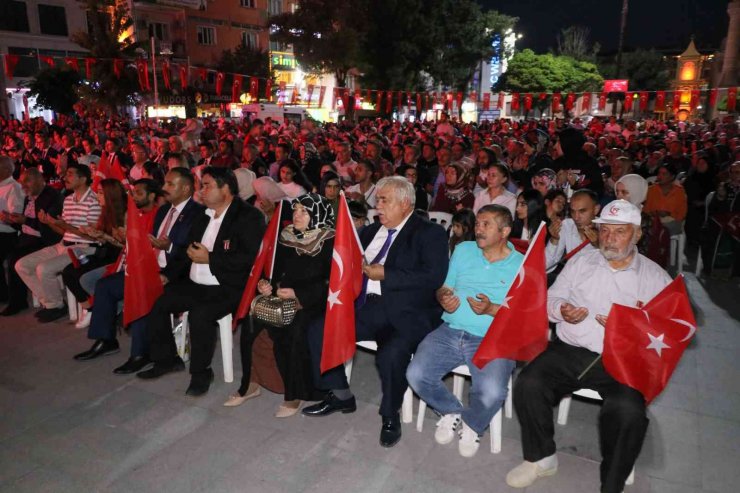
[278,193,336,256]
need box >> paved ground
[0,273,738,493]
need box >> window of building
[38,4,68,36]
[148,22,169,41]
[0,1,30,33]
[269,40,288,52]
[240,0,256,7]
[242,32,258,50]
[267,0,282,16]
[197,26,216,45]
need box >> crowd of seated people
[0,109,738,493]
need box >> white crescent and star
[332,250,344,280]
[646,332,670,357]
[327,289,342,309]
[671,318,697,342]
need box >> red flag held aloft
[234,201,283,328]
[321,194,365,373]
[123,196,162,326]
[473,222,549,367]
[602,275,696,403]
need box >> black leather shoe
[136,357,185,380]
[73,340,120,361]
[113,356,152,375]
[185,369,214,397]
[379,414,402,448]
[37,306,68,323]
[301,391,357,417]
[0,304,28,316]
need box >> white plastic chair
[344,340,414,424]
[428,211,453,228]
[177,312,234,383]
[366,208,380,224]
[557,389,635,485]
[695,191,716,275]
[415,366,513,453]
[669,231,686,274]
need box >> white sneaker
[434,413,461,445]
[458,421,481,457]
[505,461,558,488]
[74,310,92,329]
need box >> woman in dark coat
[225,193,335,418]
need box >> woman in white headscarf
[615,174,648,208]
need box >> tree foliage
[496,49,603,93]
[599,49,670,91]
[71,0,143,113]
[23,67,82,114]
[216,43,272,81]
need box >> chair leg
[695,247,703,276]
[218,314,234,383]
[343,357,354,384]
[491,408,502,453]
[505,375,513,419]
[401,387,413,424]
[416,399,427,432]
[174,313,190,362]
[452,374,464,400]
[557,395,572,425]
[669,237,677,268]
[626,466,635,485]
[66,287,78,321]
[678,234,685,274]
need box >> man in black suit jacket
[0,168,63,315]
[304,176,450,447]
[138,167,265,396]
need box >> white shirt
[278,181,307,199]
[473,188,516,216]
[548,249,671,353]
[544,218,597,271]
[364,212,412,296]
[189,203,231,286]
[347,183,377,208]
[129,164,146,181]
[156,198,191,268]
[0,177,24,234]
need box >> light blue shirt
[441,241,524,337]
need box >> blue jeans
[80,266,107,296]
[406,322,515,434]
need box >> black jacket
[17,186,63,247]
[154,198,206,278]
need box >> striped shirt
[61,187,101,243]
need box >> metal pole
[151,36,159,120]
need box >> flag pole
[266,200,282,282]
[577,354,602,380]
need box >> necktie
[357,228,396,307]
[159,207,177,237]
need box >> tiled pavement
[0,273,737,492]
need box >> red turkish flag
[709,88,718,108]
[483,93,491,111]
[598,92,607,110]
[690,90,700,110]
[552,93,562,113]
[565,92,575,111]
[307,84,315,107]
[672,91,682,110]
[386,91,393,113]
[639,91,648,111]
[215,72,225,96]
[232,75,243,103]
[416,93,422,111]
[123,196,162,326]
[728,87,737,112]
[112,58,124,79]
[92,152,128,191]
[581,92,592,112]
[39,55,55,68]
[135,59,150,91]
[249,77,258,99]
[511,93,520,111]
[321,194,365,373]
[655,91,666,111]
[162,59,171,89]
[524,93,533,111]
[3,54,20,79]
[234,201,283,328]
[624,92,633,111]
[197,67,207,82]
[473,223,549,367]
[497,92,505,110]
[64,57,79,72]
[178,64,188,89]
[376,90,383,109]
[85,58,96,79]
[265,79,273,101]
[602,275,696,403]
[538,92,547,102]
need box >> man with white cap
[506,199,672,493]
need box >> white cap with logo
[592,199,642,226]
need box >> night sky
[479,0,730,54]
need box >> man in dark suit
[304,176,449,447]
[0,168,62,316]
[137,167,265,396]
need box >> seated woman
[277,159,311,199]
[225,193,335,418]
[430,163,474,213]
[511,189,547,242]
[643,164,688,236]
[472,163,516,215]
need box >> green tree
[216,43,272,81]
[23,66,82,114]
[599,49,670,91]
[496,49,603,93]
[71,0,143,114]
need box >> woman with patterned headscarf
[430,163,475,213]
[224,193,335,418]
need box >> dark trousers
[61,251,115,302]
[5,237,42,308]
[87,272,147,357]
[147,280,239,376]
[0,231,18,300]
[514,340,648,493]
[306,296,427,417]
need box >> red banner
[604,79,629,92]
[179,64,188,90]
[598,92,607,110]
[623,92,633,111]
[197,67,207,82]
[135,59,150,92]
[85,58,96,79]
[565,92,575,111]
[672,91,682,110]
[416,93,421,111]
[386,91,393,113]
[552,92,562,113]
[162,59,171,90]
[497,92,505,110]
[728,87,737,112]
[655,91,666,111]
[39,55,55,68]
[581,92,592,112]
[524,93,533,111]
[689,89,700,110]
[483,93,490,111]
[265,79,272,102]
[510,92,520,111]
[232,75,243,103]
[112,59,124,79]
[3,54,20,79]
[306,84,315,107]
[376,90,383,109]
[709,88,718,109]
[215,72,225,96]
[64,57,79,72]
[639,91,649,111]
[249,76,258,99]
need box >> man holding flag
[406,204,522,458]
[507,200,672,493]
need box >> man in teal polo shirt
[407,204,523,458]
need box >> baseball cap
[592,199,642,226]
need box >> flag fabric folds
[320,194,365,373]
[472,222,549,368]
